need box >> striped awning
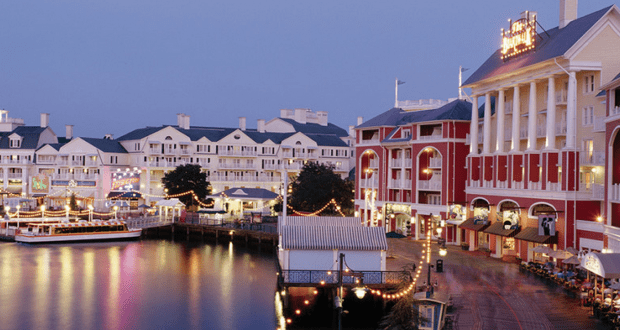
[514,227,555,244]
[280,226,388,251]
[483,221,520,237]
[279,216,362,232]
[47,221,125,228]
[458,218,490,232]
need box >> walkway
[386,238,611,330]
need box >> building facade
[461,2,620,260]
[354,99,472,244]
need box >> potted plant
[461,242,470,250]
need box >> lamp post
[3,206,9,235]
[88,205,93,222]
[41,205,45,220]
[65,204,70,222]
[113,205,118,220]
[15,205,20,231]
[337,253,344,330]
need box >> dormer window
[9,134,22,148]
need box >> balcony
[263,163,280,170]
[3,158,32,165]
[556,90,568,104]
[580,151,605,166]
[592,184,604,200]
[359,177,379,188]
[217,149,258,157]
[429,157,442,168]
[359,138,380,145]
[390,159,403,168]
[547,182,562,192]
[7,173,22,179]
[149,148,161,154]
[612,106,620,117]
[512,181,523,189]
[218,163,256,170]
[529,181,541,190]
[483,180,493,188]
[369,159,379,168]
[418,179,441,191]
[610,183,620,202]
[207,174,280,183]
[179,149,191,155]
[536,125,546,138]
[497,180,508,189]
[388,179,411,189]
[555,122,567,135]
[469,180,481,188]
[419,134,443,141]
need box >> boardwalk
[386,238,611,330]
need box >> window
[582,107,594,126]
[9,139,20,148]
[403,129,411,138]
[584,139,594,163]
[584,75,595,93]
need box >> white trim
[580,238,604,251]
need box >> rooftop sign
[501,11,537,61]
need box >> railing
[536,125,546,138]
[580,151,605,165]
[469,180,481,188]
[483,180,493,188]
[219,163,256,170]
[390,159,403,168]
[126,217,173,229]
[592,183,604,200]
[611,183,620,202]
[529,181,540,190]
[279,269,407,286]
[612,106,620,116]
[497,180,507,189]
[593,117,605,132]
[556,90,568,104]
[404,159,412,168]
[419,134,443,141]
[547,182,561,192]
[555,122,567,135]
[359,138,380,145]
[369,159,379,168]
[149,148,161,154]
[429,157,442,168]
[519,127,528,139]
[359,177,379,188]
[512,181,523,189]
[418,179,441,190]
[206,174,280,183]
[7,173,23,179]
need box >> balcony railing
[359,138,380,145]
[580,151,605,165]
[390,159,403,168]
[556,90,568,104]
[279,269,406,287]
[555,122,567,135]
[592,183,604,200]
[610,183,620,202]
[612,106,620,116]
[512,181,523,189]
[418,134,442,141]
[418,179,441,190]
[483,180,493,188]
[359,177,379,188]
[218,163,256,170]
[206,174,280,183]
[369,159,379,168]
[497,180,507,189]
[429,157,442,168]
[529,181,541,190]
[519,127,528,139]
[547,182,561,192]
[7,173,22,179]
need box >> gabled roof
[81,138,128,153]
[211,187,279,200]
[278,118,349,137]
[116,126,168,141]
[280,225,388,250]
[305,133,348,147]
[463,6,613,86]
[37,143,64,152]
[356,99,473,129]
[0,126,47,150]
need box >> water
[0,239,278,330]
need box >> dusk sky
[1,0,617,139]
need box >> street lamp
[15,205,20,231]
[65,204,70,221]
[113,205,118,219]
[3,206,9,235]
[41,205,46,219]
[88,204,94,222]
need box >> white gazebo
[155,198,185,221]
[580,252,620,300]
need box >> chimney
[559,0,578,29]
[349,125,355,138]
[183,115,190,130]
[257,119,265,133]
[65,125,74,140]
[239,117,246,131]
[104,134,113,140]
[357,116,364,126]
[294,109,307,124]
[280,109,292,119]
[317,111,328,126]
[177,113,185,128]
[40,113,49,128]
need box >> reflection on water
[0,240,277,330]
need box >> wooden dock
[143,222,278,246]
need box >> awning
[107,191,143,199]
[483,221,520,237]
[580,252,620,278]
[458,218,490,231]
[155,198,185,207]
[197,209,227,214]
[514,227,555,244]
[31,194,47,198]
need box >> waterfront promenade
[386,238,611,330]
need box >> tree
[288,162,354,216]
[69,193,78,211]
[161,164,211,211]
[377,264,425,330]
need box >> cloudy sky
[0,0,617,138]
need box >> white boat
[15,220,142,243]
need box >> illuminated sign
[111,170,141,191]
[448,204,465,221]
[501,11,537,61]
[31,174,50,194]
[538,214,555,236]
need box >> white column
[546,76,557,149]
[565,71,577,149]
[483,93,492,154]
[496,89,505,153]
[527,81,537,150]
[470,96,479,155]
[511,86,521,151]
